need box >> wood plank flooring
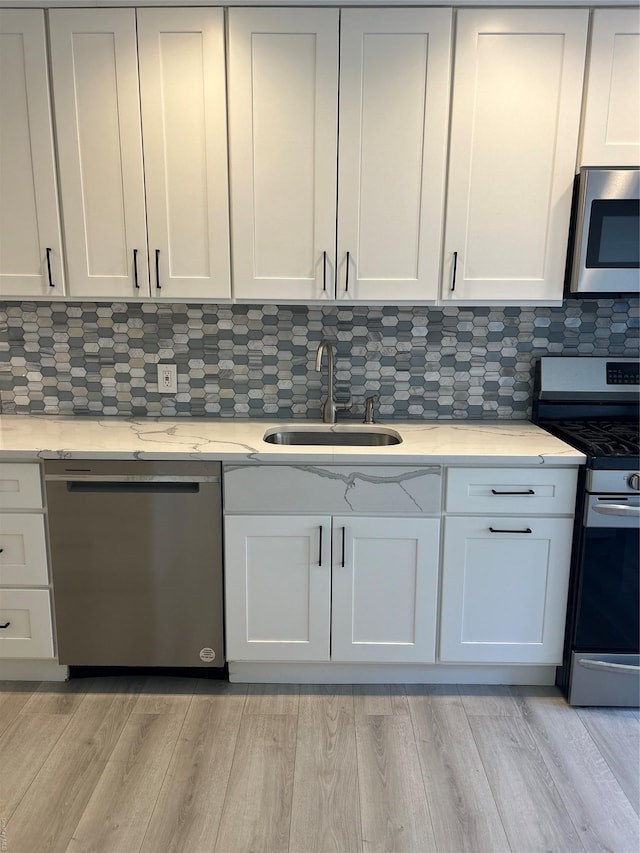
[0,678,638,853]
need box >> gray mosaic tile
[0,299,637,420]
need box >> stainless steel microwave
[570,167,639,295]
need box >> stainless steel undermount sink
[263,426,402,447]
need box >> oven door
[568,494,640,706]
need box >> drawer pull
[318,525,323,567]
[341,526,346,567]
[491,489,535,496]
[0,622,10,630]
[489,527,532,534]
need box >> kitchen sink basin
[263,426,402,447]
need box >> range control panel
[607,362,640,385]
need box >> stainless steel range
[533,356,639,707]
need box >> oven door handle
[592,503,640,518]
[578,659,640,674]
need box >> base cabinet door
[225,515,331,661]
[331,516,440,663]
[0,589,54,659]
[440,515,573,664]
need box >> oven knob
[628,473,640,491]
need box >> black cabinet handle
[0,548,4,554]
[341,526,346,567]
[46,248,54,288]
[0,622,10,630]
[491,489,535,496]
[345,252,350,292]
[133,249,139,289]
[318,525,323,566]
[489,527,532,534]
[155,249,161,289]
[323,251,327,292]
[450,251,458,292]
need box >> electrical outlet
[157,363,177,394]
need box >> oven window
[575,526,639,652]
[586,199,640,268]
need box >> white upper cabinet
[336,9,451,302]
[227,9,339,302]
[0,10,64,298]
[442,9,589,304]
[49,9,148,299]
[228,8,452,303]
[49,8,230,301]
[580,9,640,167]
[137,8,230,299]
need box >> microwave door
[571,168,640,294]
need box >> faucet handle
[363,394,378,424]
[336,395,352,413]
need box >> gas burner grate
[545,420,639,459]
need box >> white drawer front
[0,589,54,658]
[224,464,442,514]
[445,467,578,515]
[0,463,43,509]
[0,514,48,586]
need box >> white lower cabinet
[0,462,55,661]
[0,589,53,659]
[439,515,573,665]
[0,513,48,586]
[225,515,331,662]
[331,516,439,663]
[224,514,439,664]
[223,462,579,677]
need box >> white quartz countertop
[0,415,585,466]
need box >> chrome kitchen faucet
[315,339,351,424]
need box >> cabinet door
[440,516,573,664]
[137,8,230,300]
[580,9,640,167]
[227,9,339,301]
[225,515,331,661]
[0,514,48,587]
[331,517,440,663]
[337,9,451,302]
[0,589,54,659]
[443,10,588,303]
[49,9,149,298]
[0,10,64,297]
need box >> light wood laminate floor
[0,678,638,853]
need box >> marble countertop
[0,415,585,466]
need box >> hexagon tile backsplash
[1,299,637,420]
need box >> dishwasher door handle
[66,481,200,494]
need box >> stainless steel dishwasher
[45,460,224,669]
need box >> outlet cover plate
[157,363,177,394]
